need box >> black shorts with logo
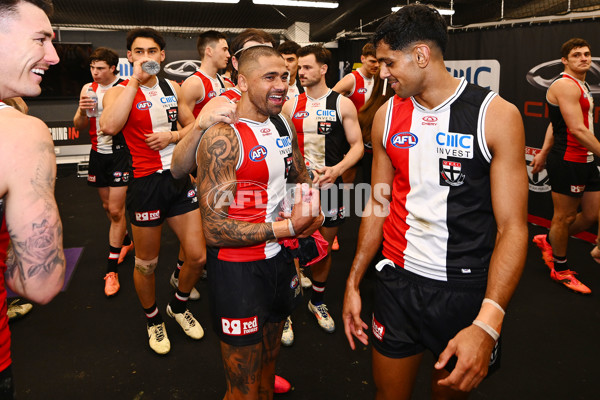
[126,170,198,227]
[546,153,600,197]
[321,176,347,228]
[372,260,501,375]
[207,248,301,346]
[87,150,132,188]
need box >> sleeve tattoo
[197,123,276,247]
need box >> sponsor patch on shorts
[135,210,160,222]
[221,316,259,336]
[372,314,385,342]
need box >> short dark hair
[297,44,331,66]
[238,45,282,75]
[0,0,53,18]
[373,4,448,54]
[126,28,166,51]
[90,47,120,74]
[278,40,300,56]
[361,43,376,58]
[231,28,277,57]
[561,38,591,59]
[196,30,227,60]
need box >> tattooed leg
[259,321,285,400]
[220,340,263,400]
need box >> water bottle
[142,60,160,75]
[86,86,98,118]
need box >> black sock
[553,254,568,272]
[173,259,184,279]
[311,280,327,305]
[144,304,163,326]
[122,232,132,247]
[107,245,120,273]
[169,290,190,314]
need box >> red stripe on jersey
[119,80,164,178]
[221,88,241,103]
[217,123,270,262]
[88,82,100,151]
[292,94,308,157]
[191,71,221,118]
[348,70,366,111]
[563,75,592,163]
[382,96,415,268]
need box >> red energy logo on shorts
[221,316,259,336]
[135,210,160,222]
[571,185,585,193]
[87,175,96,183]
[372,315,385,342]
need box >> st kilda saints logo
[318,121,332,135]
[166,107,178,123]
[525,147,550,193]
[440,159,465,187]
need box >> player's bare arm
[99,84,135,136]
[549,79,600,156]
[332,73,355,96]
[343,102,393,349]
[180,75,205,115]
[436,96,528,392]
[1,115,65,304]
[530,123,554,174]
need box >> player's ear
[238,74,248,92]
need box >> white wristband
[483,298,505,315]
[473,319,500,342]
[288,219,295,236]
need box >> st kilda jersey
[220,87,241,103]
[547,73,594,163]
[382,78,497,284]
[189,70,227,118]
[348,70,374,111]
[290,90,349,170]
[88,78,126,154]
[208,115,294,262]
[118,78,179,178]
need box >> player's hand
[435,324,495,392]
[529,152,546,174]
[130,58,154,83]
[343,286,369,349]
[315,166,340,189]
[144,131,172,151]
[79,95,96,111]
[290,183,321,234]
[197,96,238,131]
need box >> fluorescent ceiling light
[150,0,240,3]
[253,0,338,8]
[391,6,454,15]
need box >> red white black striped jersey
[220,87,241,103]
[88,78,126,154]
[289,90,349,170]
[347,70,374,111]
[188,70,227,118]
[382,79,497,284]
[547,73,594,163]
[118,78,179,178]
[209,115,294,262]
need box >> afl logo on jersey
[294,111,309,119]
[187,190,196,198]
[136,101,153,110]
[249,145,268,162]
[208,91,217,99]
[391,132,418,149]
[357,88,368,94]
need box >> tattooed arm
[0,113,65,304]
[197,122,319,247]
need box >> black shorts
[207,249,302,346]
[546,153,600,197]
[321,176,347,228]
[86,150,132,188]
[126,170,198,227]
[372,261,501,374]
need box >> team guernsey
[382,78,496,284]
[221,87,241,103]
[88,78,126,154]
[348,69,374,111]
[290,90,349,170]
[548,72,594,163]
[118,78,179,178]
[213,115,294,263]
[190,70,227,117]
